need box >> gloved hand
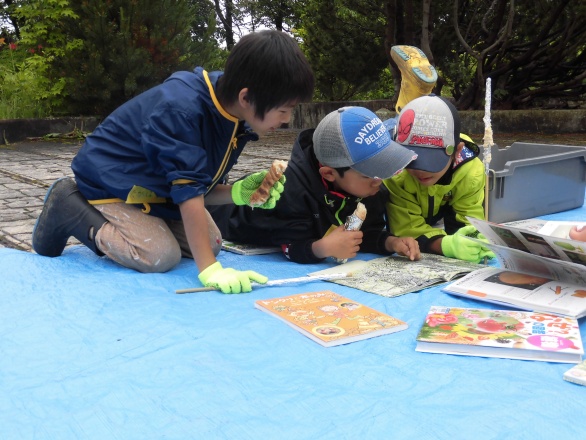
[198,261,268,294]
[441,225,496,263]
[231,171,286,209]
[454,225,489,242]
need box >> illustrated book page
[500,218,548,233]
[254,290,408,347]
[564,360,586,386]
[468,217,586,270]
[538,221,586,239]
[308,253,480,298]
[221,240,281,256]
[443,266,586,318]
[415,306,584,363]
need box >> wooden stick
[175,272,352,294]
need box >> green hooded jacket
[383,152,485,252]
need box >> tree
[452,0,586,109]
[0,0,21,38]
[298,0,389,101]
[241,0,299,32]
[382,0,586,109]
[56,0,218,116]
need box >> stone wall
[291,101,586,134]
[0,117,100,145]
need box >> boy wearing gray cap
[384,95,495,263]
[211,106,421,264]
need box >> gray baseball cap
[313,106,417,179]
[396,96,461,173]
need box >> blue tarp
[2,203,586,439]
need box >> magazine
[309,253,480,298]
[441,217,586,317]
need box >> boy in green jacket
[384,95,495,263]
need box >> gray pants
[94,203,222,273]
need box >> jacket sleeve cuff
[284,240,325,264]
[360,231,392,255]
[418,234,443,253]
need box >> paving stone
[1,129,585,252]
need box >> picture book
[442,217,586,317]
[308,253,480,298]
[538,221,586,240]
[254,290,408,347]
[221,240,281,256]
[563,360,586,386]
[415,306,584,363]
[443,267,586,318]
[500,218,548,233]
[468,217,586,282]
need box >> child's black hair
[217,30,315,119]
[334,167,351,177]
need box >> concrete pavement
[0,129,300,251]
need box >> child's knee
[136,242,182,273]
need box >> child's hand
[386,236,421,261]
[313,225,363,260]
[441,227,496,263]
[198,261,268,294]
[569,225,586,242]
[231,170,286,209]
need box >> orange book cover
[254,290,408,347]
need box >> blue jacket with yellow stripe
[72,67,257,220]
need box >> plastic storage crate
[480,142,586,224]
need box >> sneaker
[391,45,438,113]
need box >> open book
[443,217,586,318]
[309,253,480,298]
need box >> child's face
[244,104,296,136]
[331,169,384,198]
[406,155,453,186]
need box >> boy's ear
[455,141,465,154]
[319,166,337,182]
[238,88,251,107]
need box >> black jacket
[210,129,394,264]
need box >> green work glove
[454,225,489,242]
[231,171,286,209]
[441,226,496,263]
[198,261,268,294]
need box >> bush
[0,41,59,119]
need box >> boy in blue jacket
[32,30,315,293]
[211,106,421,264]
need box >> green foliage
[298,0,388,101]
[352,67,394,100]
[0,40,59,118]
[54,0,201,116]
[0,0,79,118]
[182,1,228,71]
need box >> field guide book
[254,290,408,347]
[308,253,479,298]
[221,240,281,256]
[415,306,583,363]
[564,360,586,386]
[442,217,586,318]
